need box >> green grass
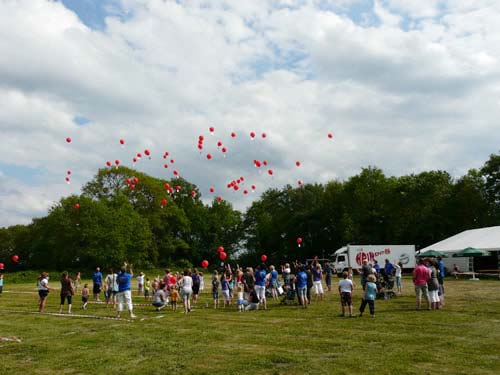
[0,277,499,374]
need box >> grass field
[0,276,499,375]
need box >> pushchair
[280,285,297,305]
[376,272,396,300]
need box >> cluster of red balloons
[0,255,17,269]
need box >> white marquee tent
[419,226,500,273]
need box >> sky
[1,0,500,227]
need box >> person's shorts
[415,284,428,298]
[341,292,352,306]
[192,285,200,295]
[60,294,72,305]
[212,290,219,300]
[222,289,230,301]
[182,289,192,301]
[271,281,278,289]
[38,290,49,298]
[144,290,150,297]
[254,285,266,300]
[93,284,101,294]
[326,275,332,286]
[297,286,307,298]
[82,296,88,303]
[429,290,440,303]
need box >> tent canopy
[420,226,500,253]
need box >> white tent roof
[420,226,500,253]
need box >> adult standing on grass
[93,267,103,301]
[191,268,200,304]
[73,272,81,293]
[437,256,445,307]
[116,263,136,319]
[254,263,268,310]
[358,274,377,318]
[394,262,403,294]
[180,269,193,313]
[268,265,279,301]
[243,267,255,301]
[0,273,3,294]
[324,262,334,292]
[37,272,52,313]
[413,258,431,310]
[338,271,354,317]
[384,259,394,282]
[427,260,440,310]
[59,271,74,314]
[295,265,308,308]
[105,268,118,308]
[360,260,373,291]
[312,264,324,301]
[137,272,145,296]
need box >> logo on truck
[355,248,391,266]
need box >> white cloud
[0,0,499,227]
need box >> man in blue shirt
[295,266,308,308]
[254,264,268,310]
[92,267,102,301]
[116,263,136,319]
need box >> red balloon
[114,160,120,166]
[132,157,137,163]
[191,190,196,197]
[268,169,273,176]
[217,196,223,202]
[206,154,212,160]
[328,133,333,139]
[173,170,179,176]
[164,164,169,168]
[164,151,169,157]
[125,178,131,185]
[176,185,182,191]
[209,186,215,193]
[74,203,80,209]
[201,260,209,268]
[0,263,4,269]
[221,147,227,153]
[217,246,224,253]
[137,153,142,158]
[209,126,215,133]
[295,161,301,167]
[161,198,167,206]
[240,176,245,181]
[170,159,175,164]
[67,170,72,175]
[231,132,236,138]
[119,139,125,145]
[219,251,227,261]
[12,255,19,263]
[250,132,255,139]
[251,184,256,191]
[65,177,70,183]
[298,180,303,186]
[243,189,248,195]
[297,237,303,245]
[197,144,203,150]
[144,149,151,156]
[199,135,204,141]
[66,137,71,143]
[261,254,267,262]
[130,185,135,190]
[261,133,267,138]
[263,160,268,166]
[133,177,139,184]
[164,183,170,190]
[106,161,112,167]
[233,185,239,191]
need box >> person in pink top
[413,258,431,310]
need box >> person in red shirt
[413,258,431,310]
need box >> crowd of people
[31,256,447,319]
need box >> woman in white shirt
[37,272,51,313]
[180,269,193,313]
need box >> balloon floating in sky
[219,251,227,261]
[297,237,303,247]
[328,133,333,139]
[250,132,256,139]
[161,198,167,207]
[261,132,267,139]
[217,246,224,253]
[206,154,212,160]
[144,149,151,157]
[298,180,303,186]
[209,126,215,134]
[217,196,223,202]
[0,263,4,269]
[201,260,209,268]
[209,186,215,193]
[67,170,72,175]
[231,132,236,138]
[66,137,71,143]
[12,255,19,263]
[115,160,120,166]
[260,254,267,262]
[65,177,70,184]
[74,203,80,209]
[243,189,248,195]
[173,170,179,177]
[106,161,112,167]
[268,169,273,176]
[119,139,125,145]
[133,177,139,184]
[295,161,301,167]
[251,184,256,191]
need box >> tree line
[1,153,499,271]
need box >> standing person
[179,269,193,313]
[394,261,403,294]
[254,264,267,310]
[236,286,245,312]
[59,271,74,314]
[212,270,220,309]
[384,259,394,282]
[199,271,205,292]
[338,271,354,317]
[427,260,440,310]
[312,264,324,301]
[116,263,136,319]
[221,271,231,308]
[92,267,103,301]
[137,272,145,296]
[191,268,200,304]
[295,266,308,308]
[37,272,51,313]
[359,274,377,318]
[81,283,90,310]
[144,278,151,301]
[360,260,373,291]
[305,265,314,305]
[324,262,334,292]
[268,265,279,300]
[170,285,179,311]
[73,272,81,293]
[373,260,381,275]
[0,273,3,294]
[413,258,431,311]
[282,263,291,290]
[243,267,255,301]
[105,268,118,308]
[437,256,445,307]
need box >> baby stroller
[376,272,396,300]
[280,285,297,305]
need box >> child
[338,271,354,317]
[212,271,219,309]
[170,285,179,312]
[236,286,244,312]
[221,271,231,308]
[144,278,151,301]
[81,283,90,310]
[359,274,377,318]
